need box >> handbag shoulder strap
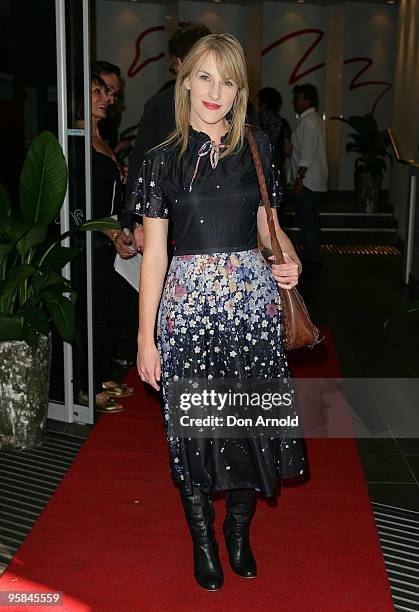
[246,127,285,265]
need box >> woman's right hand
[137,342,161,391]
[114,230,136,259]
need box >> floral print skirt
[157,249,307,497]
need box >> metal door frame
[49,0,94,424]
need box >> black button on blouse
[129,126,282,256]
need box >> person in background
[258,87,291,173]
[290,83,328,264]
[91,61,132,246]
[91,61,125,153]
[124,22,211,252]
[73,74,135,413]
[93,60,134,161]
[127,23,211,193]
[92,61,138,367]
[92,61,121,101]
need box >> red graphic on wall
[128,26,391,114]
[262,28,325,85]
[343,57,392,116]
[127,25,165,78]
[262,28,391,115]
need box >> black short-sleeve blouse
[128,125,282,256]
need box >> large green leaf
[334,114,391,165]
[22,322,39,350]
[16,224,47,258]
[36,280,74,307]
[78,217,121,232]
[44,294,75,343]
[32,270,70,295]
[0,184,11,215]
[0,314,24,341]
[0,243,13,264]
[0,212,32,244]
[347,115,378,136]
[0,264,35,313]
[19,131,68,226]
[39,244,81,271]
[59,217,121,242]
[22,307,50,336]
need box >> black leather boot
[223,488,257,578]
[179,486,224,591]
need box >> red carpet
[0,329,393,611]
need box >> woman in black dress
[73,74,136,412]
[133,34,307,590]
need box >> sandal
[95,397,125,413]
[101,382,134,398]
[78,390,125,413]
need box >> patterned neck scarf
[189,139,226,192]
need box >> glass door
[49,0,95,424]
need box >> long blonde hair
[162,33,249,158]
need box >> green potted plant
[0,131,119,450]
[333,114,392,213]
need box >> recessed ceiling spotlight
[297,0,305,3]
[387,0,395,3]
[213,0,222,3]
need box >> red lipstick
[203,101,221,110]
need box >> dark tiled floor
[357,439,415,484]
[405,455,419,480]
[46,418,93,439]
[300,250,419,511]
[396,437,419,455]
[366,483,419,512]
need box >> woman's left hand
[269,252,300,289]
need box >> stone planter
[355,171,382,213]
[0,335,52,450]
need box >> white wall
[390,0,419,240]
[262,1,396,190]
[178,1,247,41]
[95,1,166,131]
[262,3,327,121]
[339,2,396,190]
[95,0,398,193]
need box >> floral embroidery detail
[174,284,187,299]
[266,303,278,316]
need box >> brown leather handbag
[247,129,324,351]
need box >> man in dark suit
[124,22,211,250]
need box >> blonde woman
[132,34,307,591]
